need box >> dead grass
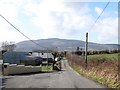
[66,53,120,89]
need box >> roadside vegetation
[41,64,53,72]
[66,52,120,89]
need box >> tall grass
[66,53,119,89]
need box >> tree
[1,41,16,51]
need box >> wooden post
[85,32,88,68]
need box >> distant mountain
[15,38,119,52]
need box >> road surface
[2,60,108,89]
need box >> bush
[74,49,119,56]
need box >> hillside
[15,38,119,51]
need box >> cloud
[93,17,118,44]
[0,0,22,22]
[24,0,93,38]
[0,0,26,43]
[95,7,103,15]
[0,0,118,44]
[0,17,26,42]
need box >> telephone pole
[85,32,88,68]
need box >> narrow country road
[3,59,108,89]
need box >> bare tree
[1,41,16,51]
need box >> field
[88,53,119,61]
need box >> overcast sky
[0,0,119,44]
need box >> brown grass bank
[66,53,119,89]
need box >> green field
[88,53,119,61]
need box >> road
[3,60,108,89]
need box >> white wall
[3,63,41,75]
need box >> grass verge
[69,63,120,89]
[41,64,53,72]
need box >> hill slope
[15,38,119,51]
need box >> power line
[0,14,46,49]
[90,0,111,30]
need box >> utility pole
[85,32,88,68]
[47,48,49,68]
